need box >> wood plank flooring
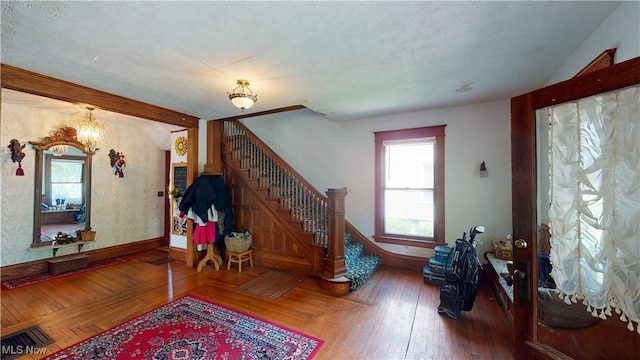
[1,249,513,359]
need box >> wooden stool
[227,249,253,272]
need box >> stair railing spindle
[221,119,345,278]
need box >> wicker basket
[492,246,512,260]
[225,235,252,252]
[73,230,95,242]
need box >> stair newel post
[323,188,348,279]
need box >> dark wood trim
[185,127,199,268]
[434,131,446,246]
[0,238,164,282]
[164,151,171,246]
[531,56,640,110]
[207,105,307,122]
[206,120,224,173]
[322,188,347,280]
[1,64,200,127]
[510,93,536,360]
[525,341,574,360]
[573,48,616,78]
[372,235,439,248]
[373,125,446,141]
[168,246,187,263]
[374,125,446,246]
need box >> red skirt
[193,222,217,245]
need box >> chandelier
[228,79,257,110]
[75,107,105,151]
[51,145,69,156]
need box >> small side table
[227,249,253,272]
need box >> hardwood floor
[1,249,513,359]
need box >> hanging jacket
[178,174,233,241]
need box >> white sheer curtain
[548,84,640,333]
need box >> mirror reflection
[40,146,87,242]
[30,126,94,247]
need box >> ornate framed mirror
[29,127,94,247]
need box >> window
[374,125,445,247]
[44,154,85,206]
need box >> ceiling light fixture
[228,79,257,110]
[75,107,105,152]
[51,145,69,156]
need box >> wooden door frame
[1,64,201,267]
[510,56,640,359]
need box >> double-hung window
[45,155,85,206]
[374,125,445,247]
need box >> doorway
[510,56,640,359]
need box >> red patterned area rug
[1,258,127,290]
[45,295,324,360]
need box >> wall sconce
[75,107,105,152]
[228,79,257,110]
[480,161,488,177]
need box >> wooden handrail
[220,119,346,279]
[222,120,328,206]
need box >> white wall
[0,95,167,266]
[242,99,513,258]
[545,1,640,85]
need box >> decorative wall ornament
[109,149,126,178]
[7,139,26,176]
[174,136,187,156]
[168,185,182,199]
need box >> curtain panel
[548,85,640,333]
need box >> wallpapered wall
[0,100,167,266]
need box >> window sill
[374,235,444,249]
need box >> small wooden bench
[484,252,513,324]
[48,254,88,275]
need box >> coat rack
[179,164,232,272]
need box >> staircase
[344,232,382,292]
[220,119,381,293]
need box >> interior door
[510,56,640,359]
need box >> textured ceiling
[1,1,622,124]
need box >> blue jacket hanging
[178,174,233,242]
